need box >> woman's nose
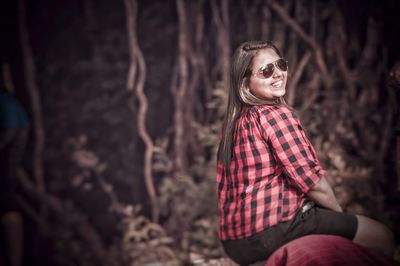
[273,68,283,78]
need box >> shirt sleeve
[258,106,324,193]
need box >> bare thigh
[353,215,395,257]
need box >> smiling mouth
[271,79,283,88]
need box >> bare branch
[123,0,159,222]
[211,0,230,84]
[332,8,356,100]
[1,64,15,93]
[357,18,380,69]
[375,104,394,182]
[287,51,312,106]
[266,0,328,75]
[299,74,321,115]
[194,0,211,121]
[220,0,230,84]
[285,0,302,68]
[173,0,190,173]
[18,0,46,197]
[311,0,317,40]
[261,4,271,40]
[272,1,292,50]
[16,168,115,266]
[124,0,138,90]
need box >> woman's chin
[271,89,286,97]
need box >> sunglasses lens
[261,64,274,79]
[255,59,288,79]
[277,59,288,71]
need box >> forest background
[1,0,400,265]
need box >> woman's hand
[306,176,342,212]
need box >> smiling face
[247,48,288,100]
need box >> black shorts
[221,202,358,266]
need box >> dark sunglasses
[252,58,288,79]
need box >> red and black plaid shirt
[217,105,324,240]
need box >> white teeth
[271,80,283,87]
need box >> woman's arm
[307,176,342,212]
[259,107,325,194]
[259,106,341,212]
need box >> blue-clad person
[0,76,29,266]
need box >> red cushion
[264,235,399,266]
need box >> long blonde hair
[218,41,292,167]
